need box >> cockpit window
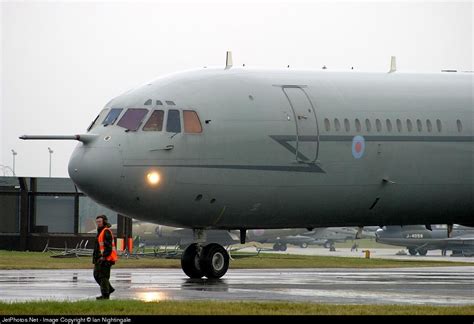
[117,108,148,131]
[87,109,107,132]
[183,110,203,133]
[143,110,164,131]
[166,109,181,133]
[102,108,123,126]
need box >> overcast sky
[1,0,472,177]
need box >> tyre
[408,248,417,256]
[418,249,428,256]
[181,243,204,279]
[300,242,308,248]
[200,243,229,279]
[279,243,287,251]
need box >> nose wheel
[181,243,230,279]
[181,243,203,278]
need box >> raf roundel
[352,135,365,159]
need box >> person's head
[95,215,108,228]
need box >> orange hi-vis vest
[98,227,118,262]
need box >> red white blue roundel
[352,135,365,159]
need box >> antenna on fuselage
[388,56,397,73]
[225,51,233,69]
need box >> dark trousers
[93,262,114,296]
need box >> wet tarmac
[0,267,472,305]
[238,247,474,263]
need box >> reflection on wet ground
[0,267,472,305]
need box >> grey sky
[1,1,472,177]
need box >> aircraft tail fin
[388,56,397,73]
[225,51,233,69]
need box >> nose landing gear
[181,242,230,279]
[181,243,203,278]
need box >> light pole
[11,150,17,175]
[48,147,54,177]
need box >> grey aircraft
[142,224,375,251]
[131,223,313,251]
[21,54,474,278]
[304,227,374,249]
[89,219,314,250]
[133,223,309,249]
[132,223,371,251]
[375,225,474,256]
[101,220,362,251]
[135,222,239,247]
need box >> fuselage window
[144,99,152,105]
[355,119,361,132]
[166,101,176,106]
[365,119,372,132]
[102,108,123,126]
[386,119,392,132]
[407,119,413,132]
[324,118,330,132]
[143,110,164,131]
[375,119,382,132]
[416,119,423,132]
[334,118,341,131]
[344,118,350,132]
[183,110,203,133]
[426,119,432,132]
[436,119,442,132]
[166,109,181,133]
[117,108,149,131]
[396,119,402,132]
[457,119,462,132]
[156,100,163,105]
[87,109,107,132]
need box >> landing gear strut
[181,243,230,279]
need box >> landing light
[147,171,160,185]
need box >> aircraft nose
[155,225,163,237]
[375,229,383,240]
[68,145,123,205]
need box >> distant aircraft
[304,227,374,249]
[100,221,309,250]
[375,225,474,256]
[134,222,374,251]
[133,223,310,251]
[122,221,372,251]
[138,223,239,247]
[21,54,474,278]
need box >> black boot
[109,287,115,294]
[96,294,109,300]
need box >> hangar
[0,176,132,251]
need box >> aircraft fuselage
[67,68,473,230]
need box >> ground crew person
[93,215,118,300]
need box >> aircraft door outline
[281,86,319,163]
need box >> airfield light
[147,171,160,185]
